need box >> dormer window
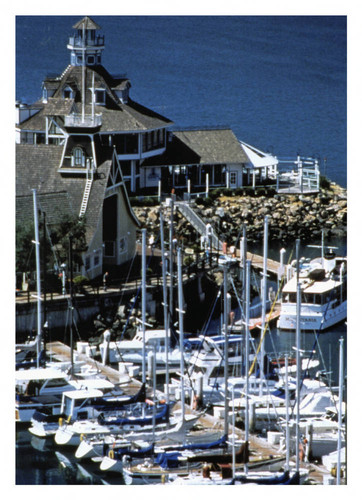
[71,147,86,167]
[63,86,74,99]
[94,89,106,105]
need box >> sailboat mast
[295,280,301,472]
[32,189,42,368]
[69,235,74,376]
[177,247,185,421]
[91,71,95,121]
[141,228,147,384]
[169,196,175,323]
[259,216,268,396]
[159,210,170,404]
[285,355,290,471]
[337,337,344,485]
[223,266,229,438]
[241,225,247,374]
[244,259,251,475]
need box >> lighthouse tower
[67,16,105,67]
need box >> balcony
[64,113,102,128]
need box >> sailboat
[28,382,146,437]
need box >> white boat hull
[56,414,199,448]
[278,300,347,331]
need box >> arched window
[72,147,85,167]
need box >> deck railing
[64,113,102,128]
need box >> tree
[16,219,35,274]
[16,214,88,275]
[49,215,88,269]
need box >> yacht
[278,251,347,331]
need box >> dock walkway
[46,341,143,394]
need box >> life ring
[108,449,114,459]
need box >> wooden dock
[45,341,332,484]
[46,341,143,395]
[244,251,282,277]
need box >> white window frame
[72,147,86,167]
[230,171,238,187]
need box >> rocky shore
[133,182,347,247]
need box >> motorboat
[99,329,192,374]
[278,252,347,331]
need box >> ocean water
[16,15,346,187]
[15,15,347,485]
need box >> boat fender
[80,434,85,442]
[108,449,114,459]
[58,417,63,427]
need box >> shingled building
[16,16,276,279]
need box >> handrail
[175,201,223,251]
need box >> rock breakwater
[133,183,347,247]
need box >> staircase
[79,178,93,217]
[174,201,223,251]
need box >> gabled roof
[16,144,111,246]
[141,134,200,167]
[142,128,248,167]
[173,129,248,164]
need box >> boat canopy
[78,379,115,390]
[282,275,342,294]
[62,389,105,399]
[15,367,68,381]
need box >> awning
[240,141,278,168]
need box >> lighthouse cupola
[67,16,104,67]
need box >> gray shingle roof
[17,65,173,133]
[142,128,248,167]
[73,16,101,30]
[16,144,111,246]
[173,129,248,164]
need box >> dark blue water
[15,15,347,485]
[16,15,346,187]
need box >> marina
[15,15,347,487]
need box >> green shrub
[73,275,90,286]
